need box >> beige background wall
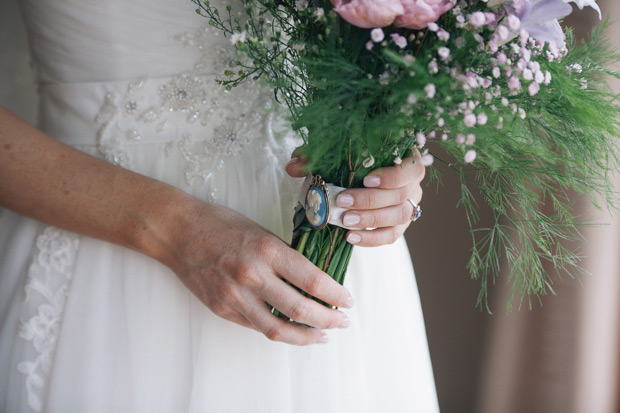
[408,4,620,412]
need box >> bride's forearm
[0,106,192,262]
[0,106,359,345]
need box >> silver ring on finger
[406,199,422,222]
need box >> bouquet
[194,0,620,311]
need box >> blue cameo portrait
[305,186,329,229]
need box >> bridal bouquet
[194,0,620,310]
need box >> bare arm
[0,106,354,345]
[0,106,181,257]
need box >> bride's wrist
[133,184,206,270]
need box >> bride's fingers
[240,295,329,346]
[341,201,414,229]
[286,148,308,178]
[362,148,425,190]
[345,223,410,247]
[285,157,307,178]
[274,248,354,310]
[336,180,420,210]
[260,278,350,330]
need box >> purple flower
[485,12,497,25]
[570,0,601,19]
[391,33,408,48]
[504,0,602,46]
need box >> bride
[0,0,437,411]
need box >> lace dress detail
[17,227,80,412]
[93,25,277,202]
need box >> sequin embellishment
[92,25,276,201]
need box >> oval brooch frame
[304,175,330,230]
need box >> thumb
[285,156,308,178]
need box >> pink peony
[330,0,405,28]
[330,0,455,30]
[395,0,456,30]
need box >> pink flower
[416,132,427,146]
[464,150,477,163]
[390,33,408,48]
[425,83,436,99]
[508,76,522,91]
[437,29,450,41]
[330,0,405,28]
[464,113,477,127]
[395,0,456,30]
[331,0,455,30]
[420,153,435,166]
[469,11,486,28]
[371,28,385,42]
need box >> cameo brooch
[305,175,330,229]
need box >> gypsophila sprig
[194,0,620,311]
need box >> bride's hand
[155,195,354,346]
[0,107,353,346]
[286,148,425,247]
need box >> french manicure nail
[317,332,329,344]
[339,316,351,329]
[364,176,381,187]
[343,214,360,227]
[343,296,355,309]
[337,193,354,207]
[347,233,361,244]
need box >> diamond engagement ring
[406,199,422,222]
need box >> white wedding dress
[0,0,438,411]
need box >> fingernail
[339,316,351,329]
[343,296,355,308]
[364,176,381,187]
[286,157,300,166]
[317,332,329,344]
[337,193,354,207]
[343,214,360,227]
[347,233,361,244]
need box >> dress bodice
[19,0,296,207]
[21,0,219,84]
